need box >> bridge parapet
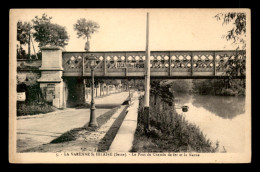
[62,50,246,78]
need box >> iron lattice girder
[62,50,246,78]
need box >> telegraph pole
[144,12,150,133]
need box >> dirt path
[23,105,129,153]
[17,92,129,152]
[17,109,110,152]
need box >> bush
[17,103,56,116]
[221,88,237,96]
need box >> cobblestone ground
[17,92,129,152]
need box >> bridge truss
[62,50,246,79]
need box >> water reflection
[174,93,246,153]
[174,93,192,105]
[174,93,245,119]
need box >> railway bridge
[17,46,246,108]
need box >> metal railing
[62,50,246,78]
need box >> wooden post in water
[144,12,150,133]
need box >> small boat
[182,106,189,112]
[175,105,189,112]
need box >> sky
[12,8,242,52]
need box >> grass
[50,106,121,144]
[17,103,56,116]
[131,95,217,153]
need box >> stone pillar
[99,83,101,96]
[37,46,65,108]
[63,80,68,108]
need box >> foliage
[226,51,246,78]
[131,83,216,152]
[30,52,42,60]
[192,79,245,96]
[164,79,193,93]
[192,79,221,95]
[131,95,216,152]
[196,13,248,96]
[17,21,31,45]
[121,79,144,90]
[17,72,40,86]
[73,18,100,51]
[32,13,69,47]
[16,48,27,59]
[215,12,246,81]
[17,21,31,59]
[215,12,246,49]
[17,103,55,116]
[104,79,121,86]
[151,80,174,105]
[85,79,121,87]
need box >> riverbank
[191,79,245,97]
[131,95,217,153]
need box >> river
[174,93,247,153]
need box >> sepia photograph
[9,8,251,163]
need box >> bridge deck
[16,50,246,79]
[62,50,246,79]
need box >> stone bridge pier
[37,46,68,108]
[36,46,104,108]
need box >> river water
[174,93,247,153]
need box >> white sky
[12,8,241,52]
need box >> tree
[73,18,100,51]
[215,12,246,50]
[32,13,69,47]
[215,12,246,89]
[168,79,193,93]
[17,21,31,58]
